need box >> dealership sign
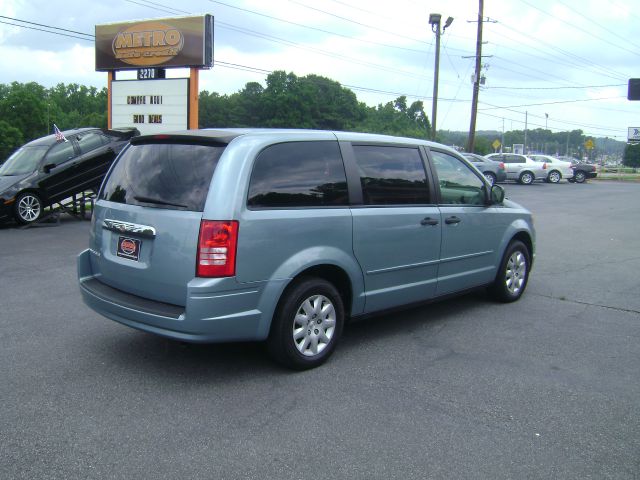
[629,127,640,142]
[95,15,213,70]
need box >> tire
[518,171,534,185]
[490,240,530,303]
[484,172,497,186]
[267,277,345,370]
[14,192,43,224]
[574,170,586,183]
[548,170,561,184]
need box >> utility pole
[466,0,484,152]
[501,117,504,153]
[429,13,453,141]
[524,111,528,153]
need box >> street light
[429,13,453,141]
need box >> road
[1,181,639,479]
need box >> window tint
[45,141,76,166]
[352,145,429,205]
[77,132,105,155]
[504,155,525,164]
[247,141,348,208]
[430,150,485,205]
[100,142,225,211]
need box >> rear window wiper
[133,196,188,209]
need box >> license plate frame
[116,236,141,261]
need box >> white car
[528,154,574,183]
[485,153,547,185]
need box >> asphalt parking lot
[1,181,639,479]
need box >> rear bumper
[78,249,279,343]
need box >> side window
[430,150,485,205]
[247,141,348,208]
[505,155,524,164]
[44,141,76,167]
[77,133,105,155]
[352,145,429,205]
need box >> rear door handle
[445,216,461,225]
[420,217,439,226]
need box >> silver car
[528,154,574,183]
[78,129,535,369]
[485,153,548,185]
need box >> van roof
[131,128,445,149]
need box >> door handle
[420,217,439,226]
[445,216,461,225]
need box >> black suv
[0,127,138,224]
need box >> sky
[0,0,638,141]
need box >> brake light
[499,162,505,170]
[543,162,547,170]
[197,220,239,277]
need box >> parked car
[485,153,547,185]
[0,127,139,224]
[528,154,574,183]
[78,129,535,370]
[567,161,597,183]
[462,153,507,185]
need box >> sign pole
[107,71,115,129]
[189,68,199,130]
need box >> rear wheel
[490,240,530,303]
[267,277,345,370]
[548,170,561,183]
[518,171,534,185]
[484,172,497,186]
[14,192,43,224]
[574,170,587,183]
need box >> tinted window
[77,132,105,154]
[352,145,429,205]
[430,151,485,205]
[45,141,76,166]
[504,155,525,164]
[247,141,348,208]
[100,142,225,211]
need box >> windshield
[0,146,48,176]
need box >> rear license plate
[116,236,141,261]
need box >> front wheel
[267,277,345,370]
[548,171,561,183]
[490,240,530,303]
[484,172,497,186]
[14,192,43,224]
[518,171,534,185]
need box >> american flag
[53,124,67,142]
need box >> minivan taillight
[197,220,239,277]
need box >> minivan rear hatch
[89,137,228,306]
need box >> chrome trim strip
[102,219,156,238]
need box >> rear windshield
[100,142,225,211]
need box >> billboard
[111,79,188,135]
[629,127,640,142]
[95,15,213,71]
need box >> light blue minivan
[78,129,535,369]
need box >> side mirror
[490,184,505,205]
[43,163,55,173]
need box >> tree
[623,143,640,167]
[0,119,24,161]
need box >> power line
[486,83,626,90]
[478,95,626,110]
[0,19,93,42]
[516,0,640,59]
[207,0,431,55]
[0,15,93,38]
